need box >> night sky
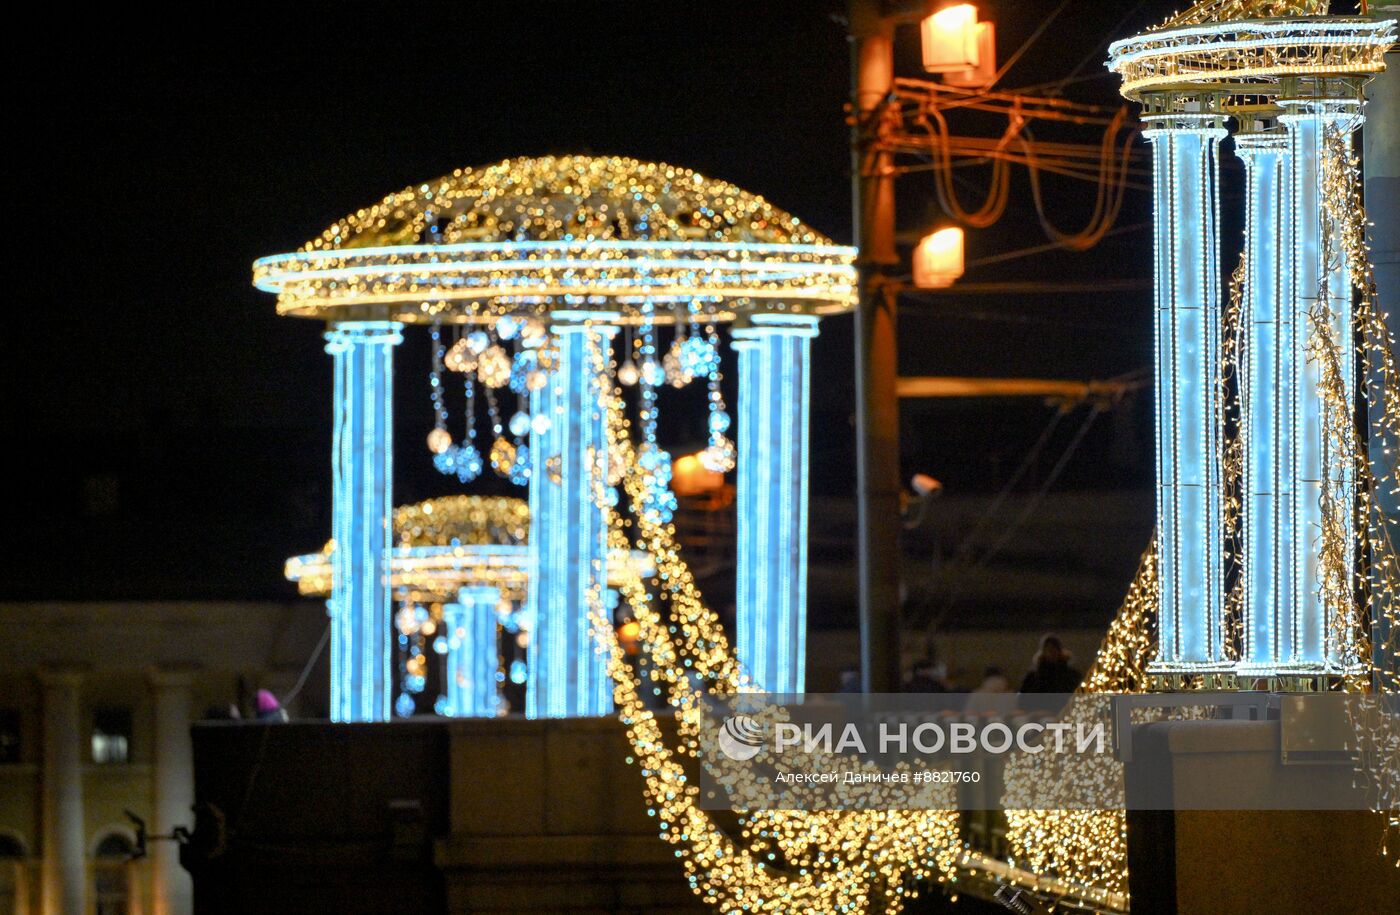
[8,0,1187,602]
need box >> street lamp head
[943,21,995,88]
[920,4,980,73]
[913,226,965,289]
[911,473,943,497]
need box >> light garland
[1315,129,1400,852]
[1220,250,1247,663]
[1155,1,1329,30]
[1143,116,1228,676]
[1001,547,1159,903]
[1108,17,1395,101]
[394,495,530,547]
[583,332,964,913]
[1000,58,1400,903]
[251,156,857,322]
[323,321,400,722]
[1236,125,1292,671]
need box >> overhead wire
[1016,106,1138,250]
[922,399,1107,639]
[986,0,1076,91]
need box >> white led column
[1145,110,1227,671]
[324,321,402,722]
[1280,88,1361,670]
[1236,127,1293,671]
[525,315,617,717]
[442,585,501,717]
[732,313,817,694]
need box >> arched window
[92,833,133,915]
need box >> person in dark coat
[904,658,947,693]
[1017,635,1082,713]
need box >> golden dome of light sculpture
[284,494,650,602]
[393,495,529,548]
[253,155,857,324]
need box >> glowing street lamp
[944,20,996,88]
[920,4,980,73]
[913,226,965,288]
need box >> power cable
[921,400,1106,639]
[1042,0,1151,97]
[986,0,1075,91]
[905,403,1073,633]
[281,620,330,707]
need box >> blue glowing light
[441,586,502,718]
[524,320,617,717]
[1237,132,1293,669]
[732,314,817,693]
[1146,124,1226,668]
[324,321,402,722]
[1278,103,1358,669]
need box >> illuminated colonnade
[1108,15,1395,684]
[526,316,618,718]
[1237,89,1362,675]
[324,321,402,722]
[733,314,817,694]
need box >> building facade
[0,601,325,915]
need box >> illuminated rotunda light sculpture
[255,156,855,720]
[1109,1,1395,684]
[283,495,653,718]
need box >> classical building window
[0,834,28,915]
[0,710,19,764]
[92,833,133,915]
[91,709,132,765]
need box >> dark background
[6,0,1186,609]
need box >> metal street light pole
[850,0,903,693]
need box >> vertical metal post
[850,0,902,694]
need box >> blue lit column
[1145,110,1227,670]
[442,585,501,717]
[1280,91,1360,670]
[525,314,617,717]
[732,313,817,694]
[1236,127,1294,671]
[324,321,402,722]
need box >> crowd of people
[837,633,1084,715]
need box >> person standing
[1017,635,1081,712]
